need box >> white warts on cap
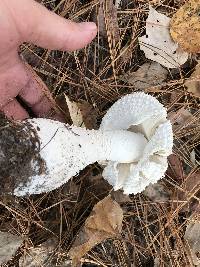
[100,92,173,194]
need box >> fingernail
[79,22,97,31]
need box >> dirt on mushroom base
[0,0,200,266]
[0,113,46,195]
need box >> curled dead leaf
[69,195,123,266]
[170,0,200,53]
[64,95,97,129]
[120,62,168,90]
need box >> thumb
[9,0,97,51]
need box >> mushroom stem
[31,118,147,167]
[4,118,147,196]
[0,91,173,197]
[91,129,147,163]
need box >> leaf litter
[68,195,123,266]
[120,61,168,90]
[19,238,57,267]
[1,0,200,266]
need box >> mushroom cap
[100,92,173,194]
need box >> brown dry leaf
[120,62,168,90]
[184,220,200,266]
[87,174,111,197]
[174,109,195,126]
[168,107,195,131]
[77,100,98,130]
[185,64,200,98]
[170,0,200,53]
[183,171,200,195]
[168,154,184,180]
[64,95,97,129]
[64,95,83,127]
[111,190,131,203]
[143,182,170,202]
[69,195,123,266]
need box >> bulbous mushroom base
[0,113,46,195]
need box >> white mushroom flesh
[13,92,173,196]
[100,92,173,194]
[14,120,147,196]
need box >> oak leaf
[69,195,123,266]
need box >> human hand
[0,0,97,120]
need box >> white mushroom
[12,92,173,196]
[100,92,173,194]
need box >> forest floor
[1,0,200,266]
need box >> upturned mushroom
[0,92,173,196]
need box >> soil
[0,113,46,195]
